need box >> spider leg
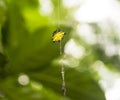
[53,41,55,43]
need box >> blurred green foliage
[2,0,120,100]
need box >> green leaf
[0,77,68,100]
[28,66,106,100]
[0,0,106,100]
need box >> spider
[52,29,65,42]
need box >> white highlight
[65,39,85,59]
[93,61,120,100]
[39,0,53,15]
[106,79,120,100]
[105,44,120,57]
[61,57,79,68]
[77,24,96,44]
[18,74,30,86]
[62,0,82,8]
[74,0,120,23]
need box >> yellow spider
[52,29,65,42]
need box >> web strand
[60,40,66,96]
[57,0,60,28]
[57,0,66,96]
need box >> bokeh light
[18,74,30,86]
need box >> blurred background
[0,0,120,100]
